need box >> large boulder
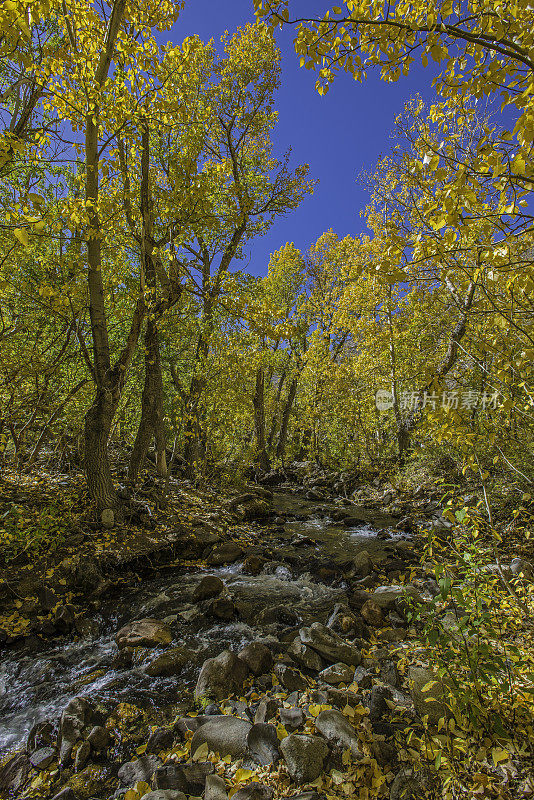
[247,723,280,766]
[287,639,325,671]
[118,754,161,786]
[190,716,252,758]
[299,623,361,666]
[144,646,195,677]
[192,576,225,602]
[59,697,94,764]
[207,543,244,567]
[195,650,249,701]
[318,662,354,686]
[115,619,172,650]
[314,709,361,758]
[67,765,112,800]
[409,667,449,726]
[238,642,273,676]
[279,734,329,784]
[153,762,214,793]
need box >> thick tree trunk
[276,376,297,462]
[253,366,271,471]
[128,318,166,481]
[84,387,119,511]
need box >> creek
[0,491,405,755]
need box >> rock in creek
[192,575,225,602]
[195,650,249,701]
[144,646,195,677]
[299,622,361,666]
[115,618,173,649]
[238,642,273,675]
[207,542,244,566]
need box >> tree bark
[253,366,271,471]
[276,376,297,462]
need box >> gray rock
[409,667,449,726]
[352,667,372,689]
[299,623,361,666]
[195,650,249,701]
[390,769,428,800]
[207,543,244,567]
[190,716,252,758]
[74,740,91,771]
[29,747,56,770]
[238,642,273,675]
[0,752,31,796]
[192,575,225,602]
[205,774,228,800]
[27,720,55,751]
[274,663,307,691]
[143,793,187,800]
[118,754,161,786]
[147,727,174,754]
[280,707,305,730]
[254,698,279,723]
[206,597,236,621]
[232,785,274,800]
[315,709,362,758]
[247,723,279,766]
[154,762,214,792]
[87,726,109,750]
[59,697,94,764]
[287,639,325,671]
[510,557,533,579]
[319,662,354,686]
[144,647,195,677]
[279,734,329,784]
[115,618,172,649]
[353,550,373,577]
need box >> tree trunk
[253,366,271,471]
[84,387,120,511]
[276,376,297,462]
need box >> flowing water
[0,492,405,754]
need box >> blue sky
[171,1,441,276]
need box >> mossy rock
[67,764,113,799]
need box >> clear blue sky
[170,1,440,276]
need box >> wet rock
[315,709,362,757]
[29,746,56,770]
[409,667,448,726]
[299,623,361,666]
[280,707,305,730]
[154,762,214,792]
[87,725,109,750]
[239,642,273,675]
[232,785,274,800]
[74,740,91,771]
[195,650,249,701]
[279,734,329,784]
[239,499,271,521]
[319,662,354,686]
[115,618,172,649]
[74,617,100,639]
[205,774,229,800]
[254,698,279,723]
[118,754,161,785]
[27,720,55,751]
[207,542,244,566]
[242,555,266,575]
[59,697,94,764]
[147,727,174,754]
[144,646,195,677]
[37,585,57,612]
[361,599,384,626]
[190,716,252,758]
[327,604,360,636]
[287,639,325,671]
[51,789,78,800]
[192,575,225,602]
[54,603,76,633]
[256,604,300,627]
[67,764,111,800]
[206,596,236,621]
[353,550,373,577]
[275,663,307,691]
[0,752,31,796]
[247,723,280,766]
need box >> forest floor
[0,462,534,800]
